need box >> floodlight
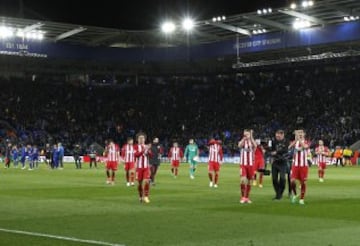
[161,21,176,34]
[0,26,14,38]
[290,3,297,9]
[182,18,195,31]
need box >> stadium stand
[0,59,359,156]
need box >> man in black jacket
[149,137,162,185]
[270,130,288,200]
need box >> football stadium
[1,0,360,245]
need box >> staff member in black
[270,130,288,200]
[149,137,162,185]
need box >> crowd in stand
[0,61,359,157]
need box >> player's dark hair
[136,132,147,139]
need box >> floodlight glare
[212,17,217,22]
[217,16,221,21]
[37,32,44,40]
[182,18,195,31]
[293,19,311,29]
[268,8,272,13]
[161,21,176,34]
[0,26,14,39]
[302,1,309,7]
[290,3,297,9]
[262,9,268,14]
[222,16,226,20]
[308,0,314,6]
[257,9,262,15]
[16,29,25,38]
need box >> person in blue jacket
[57,143,65,169]
[52,144,59,169]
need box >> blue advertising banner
[0,21,360,62]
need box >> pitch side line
[0,228,125,246]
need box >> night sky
[0,0,286,29]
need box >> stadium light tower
[182,18,195,32]
[161,21,176,34]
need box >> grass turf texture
[0,164,359,246]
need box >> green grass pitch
[0,163,360,246]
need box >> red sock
[175,168,178,176]
[241,183,246,197]
[259,173,263,185]
[144,182,150,197]
[214,173,219,184]
[291,181,297,195]
[300,181,306,199]
[138,182,143,198]
[208,173,213,182]
[246,184,251,198]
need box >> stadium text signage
[0,40,47,58]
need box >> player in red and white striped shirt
[208,139,223,188]
[238,129,257,204]
[121,137,135,187]
[168,142,183,178]
[134,132,152,203]
[315,140,329,183]
[104,139,120,185]
[288,130,310,205]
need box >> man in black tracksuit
[270,130,288,200]
[149,137,161,185]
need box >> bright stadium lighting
[262,29,267,32]
[37,32,44,40]
[350,16,355,20]
[217,16,221,21]
[301,1,314,8]
[344,16,349,21]
[25,32,32,39]
[253,30,258,34]
[161,21,176,34]
[182,18,195,31]
[290,3,297,9]
[31,32,38,39]
[222,16,226,20]
[0,26,14,39]
[257,9,262,15]
[16,29,25,38]
[268,8,272,13]
[212,17,217,22]
[262,9,268,14]
[293,19,311,29]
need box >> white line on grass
[0,228,125,246]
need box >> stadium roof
[0,0,360,48]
